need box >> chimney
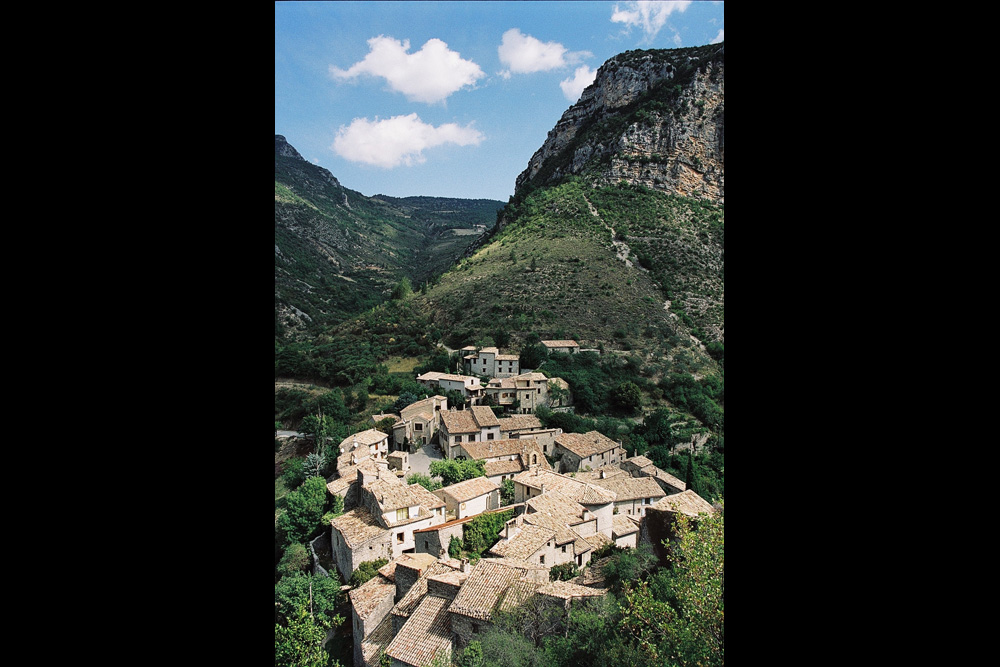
[600,470,606,479]
[582,509,589,521]
[540,483,546,496]
[461,558,470,573]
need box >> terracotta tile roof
[461,438,543,462]
[385,594,453,667]
[651,489,716,517]
[512,468,617,506]
[415,371,447,381]
[449,560,531,621]
[484,459,524,477]
[361,613,395,667]
[367,478,435,513]
[541,340,580,348]
[496,354,520,361]
[612,514,640,538]
[395,552,439,575]
[440,406,500,434]
[339,429,389,449]
[479,347,500,355]
[497,579,541,613]
[331,508,388,549]
[625,455,654,469]
[515,372,548,381]
[348,573,395,621]
[326,475,355,496]
[497,415,543,431]
[399,396,445,422]
[554,431,621,458]
[651,469,687,492]
[488,523,556,561]
[589,475,666,502]
[583,531,613,551]
[437,476,500,503]
[573,464,629,481]
[391,560,463,621]
[537,580,607,600]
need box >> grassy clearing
[384,356,421,373]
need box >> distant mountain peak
[275,134,306,161]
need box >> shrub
[277,543,310,578]
[349,558,389,587]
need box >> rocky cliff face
[515,43,724,204]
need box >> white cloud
[330,35,484,104]
[497,28,590,76]
[611,1,692,41]
[710,29,725,44]
[332,114,484,168]
[560,66,598,103]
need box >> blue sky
[275,1,724,202]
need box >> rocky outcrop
[515,44,724,204]
[275,134,342,190]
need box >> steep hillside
[417,44,724,365]
[275,135,503,338]
[515,43,724,201]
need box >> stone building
[552,431,624,472]
[415,372,485,405]
[330,467,447,580]
[335,429,390,477]
[540,340,580,355]
[509,467,617,537]
[433,476,501,521]
[391,395,447,452]
[587,474,667,518]
[439,406,502,459]
[641,489,717,561]
[484,372,556,414]
[459,437,550,484]
[497,415,563,457]
[462,346,520,378]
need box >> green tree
[448,535,463,558]
[407,472,443,492]
[500,479,515,506]
[611,381,642,414]
[391,277,413,300]
[456,639,484,667]
[274,602,334,667]
[278,476,329,546]
[275,572,345,626]
[277,543,310,579]
[430,459,486,487]
[549,562,580,581]
[349,558,389,587]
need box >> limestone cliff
[515,43,724,204]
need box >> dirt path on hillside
[584,195,640,270]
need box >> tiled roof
[484,459,524,477]
[391,560,464,620]
[348,573,395,621]
[399,396,445,422]
[339,429,389,449]
[583,531,613,551]
[537,580,607,600]
[573,464,629,481]
[367,478,433,512]
[497,579,541,613]
[326,475,355,496]
[589,475,666,502]
[331,508,388,549]
[496,354,520,361]
[651,469,687,491]
[449,560,530,621]
[516,372,548,381]
[541,340,579,348]
[651,489,716,517]
[361,613,396,667]
[385,594,453,667]
[462,437,542,462]
[437,476,499,503]
[554,431,621,458]
[512,468,617,506]
[625,455,653,469]
[440,406,500,434]
[497,415,543,431]
[612,514,640,537]
[488,523,555,561]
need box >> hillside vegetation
[275,136,503,339]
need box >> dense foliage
[430,459,487,487]
[349,558,390,588]
[462,509,515,556]
[277,476,331,547]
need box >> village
[311,341,719,667]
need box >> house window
[397,507,410,521]
[539,555,545,564]
[561,545,566,553]
[397,532,405,544]
[424,540,429,550]
[415,423,423,431]
[487,432,494,440]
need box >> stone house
[552,431,624,473]
[391,395,448,452]
[509,467,617,537]
[327,458,386,510]
[611,514,640,548]
[587,474,667,518]
[459,437,550,484]
[329,467,447,581]
[415,372,485,405]
[462,346,520,378]
[484,372,552,414]
[439,406,502,460]
[489,488,611,569]
[498,415,563,457]
[640,489,717,561]
[433,476,501,521]
[447,559,547,649]
[540,340,580,355]
[335,429,390,477]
